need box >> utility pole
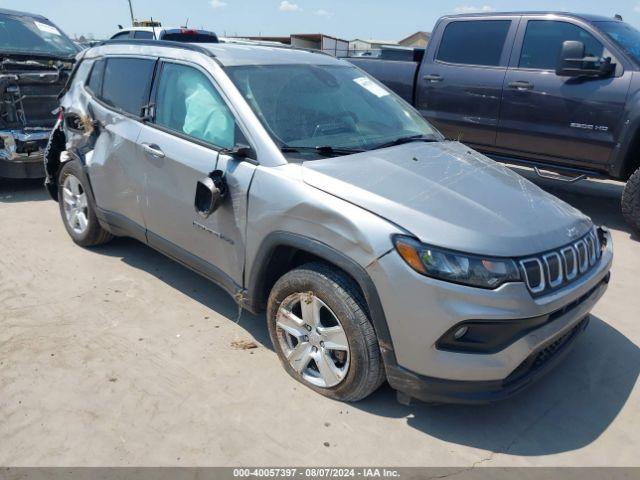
[127,0,135,25]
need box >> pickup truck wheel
[267,262,385,402]
[57,160,113,247]
[622,166,640,234]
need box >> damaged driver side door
[137,60,256,293]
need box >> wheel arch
[245,231,398,368]
[611,91,640,180]
[620,125,640,180]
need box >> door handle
[508,80,534,91]
[141,143,165,158]
[423,74,443,83]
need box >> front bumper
[367,230,613,403]
[0,129,49,179]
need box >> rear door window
[437,20,511,66]
[519,20,604,70]
[160,30,218,43]
[101,57,156,116]
[153,62,236,148]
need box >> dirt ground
[0,170,638,467]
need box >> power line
[127,0,135,25]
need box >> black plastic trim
[147,231,242,298]
[94,207,242,300]
[435,277,605,354]
[245,231,399,369]
[95,207,146,244]
[389,316,590,404]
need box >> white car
[110,26,219,43]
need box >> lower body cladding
[367,233,613,404]
[0,129,49,179]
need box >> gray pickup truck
[45,40,612,404]
[349,12,640,233]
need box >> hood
[302,141,592,257]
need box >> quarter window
[154,63,236,148]
[101,57,155,116]
[134,30,154,39]
[86,58,105,96]
[519,21,604,70]
[110,31,131,40]
[437,20,511,66]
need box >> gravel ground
[0,171,638,467]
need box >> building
[398,31,431,48]
[349,38,398,55]
[231,33,349,57]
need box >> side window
[86,58,105,96]
[134,30,155,39]
[101,57,156,116]
[154,63,236,149]
[111,31,131,40]
[437,20,511,66]
[520,21,604,70]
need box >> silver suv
[45,41,613,404]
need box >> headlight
[393,235,521,289]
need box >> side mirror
[556,40,614,78]
[195,170,227,218]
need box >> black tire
[267,262,385,402]
[622,166,640,234]
[57,160,113,247]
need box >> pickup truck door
[496,16,632,169]
[415,17,518,147]
[138,60,256,290]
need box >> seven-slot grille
[519,229,601,296]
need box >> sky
[3,0,640,40]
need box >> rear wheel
[622,166,640,234]
[267,262,385,402]
[58,160,113,247]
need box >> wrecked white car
[0,8,77,179]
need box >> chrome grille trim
[561,246,578,281]
[519,229,602,296]
[593,228,601,256]
[585,232,597,266]
[543,252,563,288]
[575,239,589,273]
[520,258,546,294]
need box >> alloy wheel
[276,292,350,388]
[62,174,89,235]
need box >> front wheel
[267,262,385,402]
[622,166,640,234]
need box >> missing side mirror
[195,170,227,218]
[224,143,256,160]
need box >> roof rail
[95,39,216,58]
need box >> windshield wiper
[371,134,439,150]
[280,145,365,157]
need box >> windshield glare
[227,64,439,154]
[596,21,640,64]
[0,14,77,56]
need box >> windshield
[226,64,440,155]
[595,21,640,64]
[0,13,77,57]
